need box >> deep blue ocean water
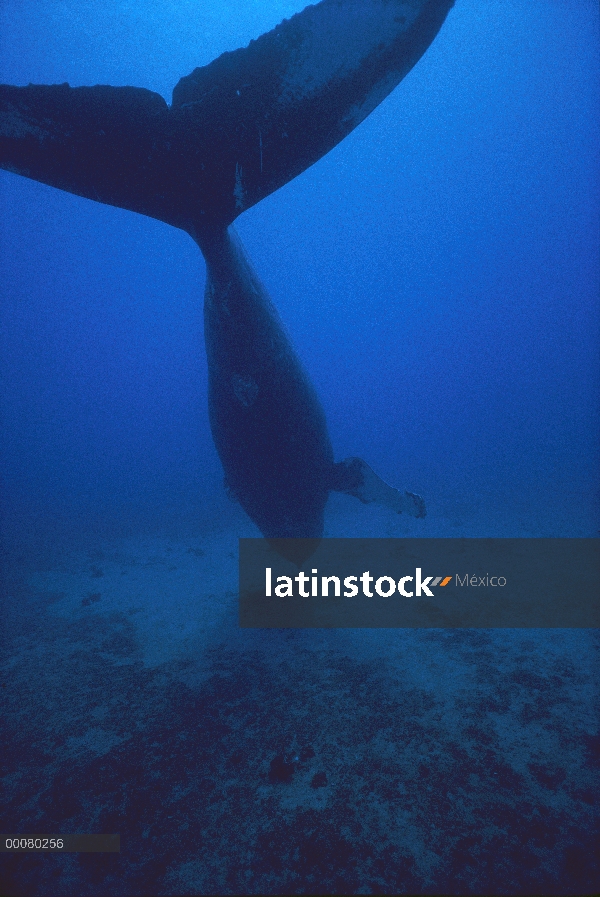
[1,3,599,895]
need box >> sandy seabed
[1,493,598,896]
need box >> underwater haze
[1,1,599,895]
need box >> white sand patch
[27,525,243,668]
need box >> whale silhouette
[1,0,454,537]
[198,224,425,538]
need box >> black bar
[239,538,600,628]
[1,835,120,852]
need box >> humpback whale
[1,0,453,538]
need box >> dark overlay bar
[239,538,599,628]
[1,835,120,852]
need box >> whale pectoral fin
[331,457,426,519]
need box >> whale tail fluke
[331,457,426,518]
[0,83,173,221]
[1,0,454,231]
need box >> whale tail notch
[331,457,426,518]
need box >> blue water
[1,2,598,895]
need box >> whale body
[198,226,333,538]
[1,0,451,537]
[198,224,425,538]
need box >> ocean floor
[1,494,598,896]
